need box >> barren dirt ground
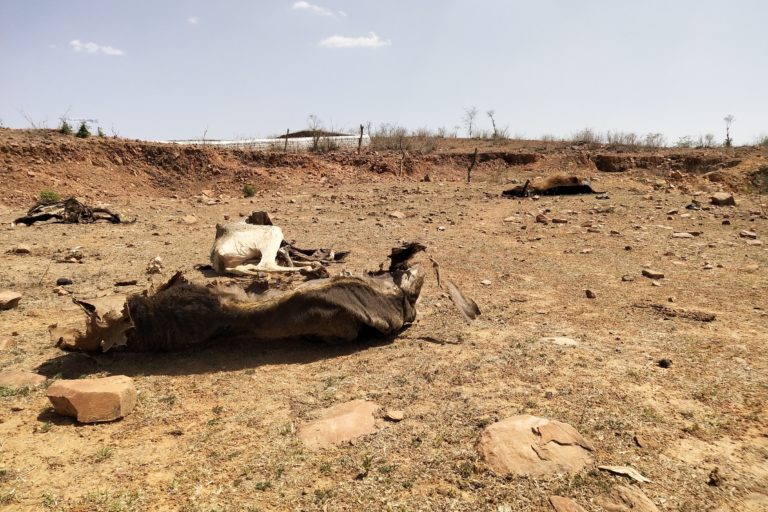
[1,137,768,511]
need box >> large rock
[596,485,659,512]
[0,290,22,310]
[46,375,137,423]
[710,192,736,206]
[549,496,588,512]
[298,399,379,450]
[478,415,594,476]
[0,370,46,388]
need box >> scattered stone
[722,219,731,225]
[621,275,634,282]
[707,467,723,487]
[180,215,198,224]
[671,232,694,239]
[633,434,658,450]
[657,358,672,368]
[385,409,405,422]
[585,289,596,299]
[710,192,736,206]
[747,240,763,246]
[114,279,138,287]
[298,400,380,450]
[478,415,594,476]
[541,336,579,347]
[53,286,71,296]
[598,465,651,483]
[641,269,664,280]
[535,213,549,224]
[46,375,137,423]
[0,337,17,350]
[56,277,73,286]
[437,226,445,231]
[597,485,659,512]
[0,290,22,310]
[549,496,588,512]
[389,211,406,219]
[481,279,492,286]
[0,370,46,388]
[8,244,31,255]
[503,216,516,222]
[552,218,568,224]
[740,230,758,239]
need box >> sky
[1,0,766,144]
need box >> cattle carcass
[502,175,604,198]
[52,247,427,352]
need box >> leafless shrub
[370,124,438,153]
[643,133,666,148]
[572,128,604,145]
[675,136,694,148]
[462,106,479,138]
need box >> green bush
[97,126,106,138]
[39,189,61,204]
[75,121,90,138]
[59,121,72,135]
[243,183,256,197]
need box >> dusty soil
[1,129,767,511]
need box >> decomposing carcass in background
[502,175,604,198]
[13,197,123,225]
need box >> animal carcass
[502,175,604,198]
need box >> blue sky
[1,0,766,143]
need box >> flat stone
[478,415,593,477]
[0,290,22,310]
[389,211,406,219]
[385,409,405,422]
[0,337,17,350]
[596,485,659,511]
[180,215,198,224]
[740,230,758,239]
[641,269,664,279]
[746,240,763,246]
[503,216,516,223]
[46,375,137,423]
[671,232,694,239]
[541,336,579,347]
[480,279,492,286]
[552,218,568,224]
[0,370,46,388]
[710,192,736,206]
[9,244,31,254]
[298,399,379,450]
[549,496,588,512]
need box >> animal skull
[210,222,312,275]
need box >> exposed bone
[210,222,313,275]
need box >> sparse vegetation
[76,121,91,138]
[462,106,479,138]
[59,120,73,135]
[39,189,61,204]
[243,183,255,197]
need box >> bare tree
[307,114,322,151]
[723,114,734,147]
[462,106,479,138]
[486,110,498,138]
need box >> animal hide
[502,175,604,198]
[52,260,426,353]
[13,197,123,225]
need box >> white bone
[210,223,312,275]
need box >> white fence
[156,135,370,151]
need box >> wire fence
[155,135,370,151]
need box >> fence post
[358,124,364,154]
[284,129,289,152]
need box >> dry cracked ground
[1,173,767,511]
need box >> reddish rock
[298,399,379,450]
[0,290,22,310]
[597,485,659,512]
[0,337,17,350]
[549,496,588,512]
[0,370,46,388]
[478,415,593,477]
[46,375,137,423]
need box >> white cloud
[187,16,199,25]
[292,1,334,17]
[69,39,124,56]
[337,10,347,17]
[318,32,391,49]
